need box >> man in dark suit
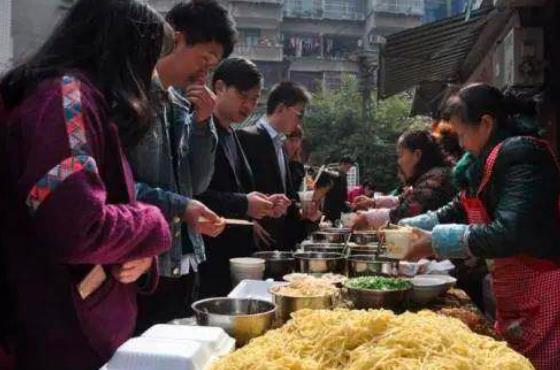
[238,82,319,251]
[197,58,289,297]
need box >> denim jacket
[127,76,217,277]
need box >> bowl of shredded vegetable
[270,277,338,323]
[345,276,412,310]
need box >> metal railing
[284,0,365,20]
[232,45,284,61]
[370,0,424,15]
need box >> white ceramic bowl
[423,274,457,290]
[410,275,448,305]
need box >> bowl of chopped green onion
[345,276,412,310]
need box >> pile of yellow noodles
[271,276,338,297]
[208,309,534,370]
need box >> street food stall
[101,224,534,370]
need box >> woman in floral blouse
[352,130,456,228]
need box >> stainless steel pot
[320,227,351,233]
[270,287,336,324]
[349,244,380,256]
[311,232,348,243]
[192,297,276,346]
[350,231,379,245]
[347,255,399,277]
[252,251,295,281]
[346,285,411,310]
[302,243,345,254]
[294,252,346,275]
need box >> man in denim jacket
[127,0,236,333]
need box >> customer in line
[127,0,236,333]
[0,1,173,368]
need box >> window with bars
[371,0,424,15]
[239,28,261,47]
[323,0,365,20]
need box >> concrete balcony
[232,45,284,62]
[231,0,283,4]
[288,57,359,73]
[370,0,425,16]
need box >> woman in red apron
[400,83,560,370]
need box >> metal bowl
[320,227,351,234]
[192,297,276,346]
[252,251,295,281]
[346,286,411,310]
[349,244,380,256]
[350,231,379,245]
[270,286,336,324]
[294,252,346,275]
[347,255,400,277]
[302,243,345,254]
[311,232,349,243]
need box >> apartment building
[0,0,13,71]
[5,0,431,92]
[226,0,425,93]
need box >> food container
[397,260,430,277]
[311,231,349,243]
[347,255,399,277]
[230,258,265,287]
[346,286,411,310]
[410,275,448,305]
[105,337,208,370]
[282,273,347,287]
[382,228,414,259]
[349,244,380,256]
[141,325,235,359]
[227,279,283,303]
[350,231,379,245]
[302,243,345,254]
[252,251,295,281]
[319,227,352,234]
[340,213,358,228]
[294,252,346,275]
[270,286,336,324]
[192,298,276,347]
[424,274,457,290]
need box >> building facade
[5,0,428,93]
[226,0,425,93]
[0,0,13,71]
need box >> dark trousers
[199,227,255,298]
[135,272,199,335]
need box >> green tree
[304,75,427,192]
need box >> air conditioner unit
[368,34,386,45]
[492,27,544,88]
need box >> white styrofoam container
[105,337,206,370]
[141,325,235,359]
[100,326,236,370]
[227,279,284,303]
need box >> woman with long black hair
[351,129,456,228]
[0,1,173,369]
[401,83,560,369]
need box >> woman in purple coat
[0,1,173,369]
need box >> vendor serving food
[399,84,560,369]
[350,130,456,230]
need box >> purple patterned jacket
[0,74,171,370]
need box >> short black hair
[166,0,237,58]
[340,156,354,165]
[212,57,262,92]
[267,81,311,115]
[362,180,375,189]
